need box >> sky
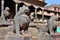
[45,0,60,6]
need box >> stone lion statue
[10,3,34,35]
[47,15,58,35]
[3,7,10,20]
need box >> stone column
[15,3,18,14]
[1,0,4,17]
[41,8,44,23]
[35,8,39,26]
[56,13,59,16]
[35,8,37,21]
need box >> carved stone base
[5,32,32,40]
[5,32,23,40]
[22,33,32,40]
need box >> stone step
[0,36,32,40]
[4,32,32,40]
[0,27,8,36]
[0,36,5,40]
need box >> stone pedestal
[0,20,11,36]
[5,32,32,40]
[0,27,8,36]
[38,32,50,40]
[5,32,24,40]
[22,33,32,40]
[0,21,11,25]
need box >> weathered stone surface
[14,4,31,34]
[0,27,8,36]
[5,32,24,40]
[5,32,32,40]
[38,32,49,40]
[0,21,11,25]
[0,36,5,40]
[22,33,32,40]
[28,27,38,36]
[37,24,48,32]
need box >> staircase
[0,20,12,40]
[0,20,32,40]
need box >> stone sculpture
[5,3,34,40]
[3,7,10,20]
[13,4,34,35]
[37,15,58,40]
[47,15,58,35]
[37,24,51,40]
